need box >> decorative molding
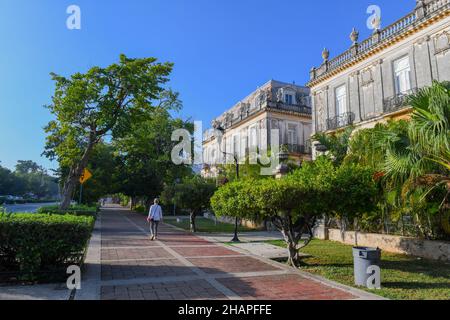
[433,30,450,54]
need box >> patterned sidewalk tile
[101,259,195,281]
[171,245,242,258]
[217,274,356,300]
[101,247,173,261]
[187,256,280,274]
[101,279,227,300]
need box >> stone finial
[322,48,330,62]
[415,0,425,18]
[371,15,381,33]
[350,28,359,45]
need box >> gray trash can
[352,247,381,287]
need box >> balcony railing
[326,112,356,131]
[268,102,312,115]
[383,88,417,114]
[217,101,311,131]
[309,0,449,83]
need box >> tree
[114,107,193,210]
[211,157,377,267]
[345,81,450,238]
[312,127,354,165]
[162,176,216,232]
[76,142,118,205]
[43,54,176,209]
[15,161,43,175]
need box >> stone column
[415,0,425,19]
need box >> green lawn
[267,239,450,300]
[164,217,259,233]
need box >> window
[335,85,347,116]
[285,94,293,105]
[233,135,240,158]
[394,56,411,95]
[287,124,298,145]
[249,125,258,149]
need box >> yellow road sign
[79,169,93,184]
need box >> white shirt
[148,205,163,221]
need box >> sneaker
[150,236,155,241]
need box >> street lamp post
[214,124,240,243]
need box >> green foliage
[0,161,58,199]
[345,81,450,239]
[312,127,354,165]
[211,157,377,266]
[114,107,193,206]
[162,176,216,232]
[37,204,99,218]
[210,179,258,220]
[43,54,180,209]
[76,143,119,205]
[0,213,94,281]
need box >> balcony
[383,88,417,114]
[326,112,355,131]
[267,102,312,115]
[218,101,311,131]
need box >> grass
[267,239,450,300]
[164,216,259,233]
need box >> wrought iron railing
[326,112,356,131]
[209,100,311,132]
[269,103,312,115]
[309,0,449,82]
[383,88,417,114]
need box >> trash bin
[352,247,381,287]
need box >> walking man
[147,198,163,240]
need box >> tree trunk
[287,241,301,267]
[338,218,347,242]
[190,211,197,233]
[59,135,96,210]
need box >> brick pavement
[84,205,382,300]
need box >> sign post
[79,169,93,204]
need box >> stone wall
[203,212,264,229]
[319,228,450,261]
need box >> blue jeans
[150,220,160,237]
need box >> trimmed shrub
[0,213,94,282]
[37,205,98,218]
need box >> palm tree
[312,127,354,165]
[381,81,450,237]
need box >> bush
[0,213,94,282]
[37,205,99,218]
[134,205,146,213]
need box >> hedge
[0,213,94,282]
[37,205,99,218]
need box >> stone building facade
[202,80,312,178]
[308,0,450,155]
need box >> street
[2,203,58,213]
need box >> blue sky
[0,0,413,171]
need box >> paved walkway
[77,205,383,300]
